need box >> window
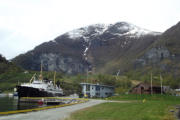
[96,93,100,96]
[96,85,100,91]
[86,85,90,91]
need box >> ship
[16,63,64,98]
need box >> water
[0,95,47,112]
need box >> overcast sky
[0,0,180,59]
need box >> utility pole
[151,72,153,95]
[160,73,163,95]
[86,69,88,83]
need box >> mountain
[132,22,180,77]
[13,22,163,74]
[0,54,21,74]
[0,54,9,73]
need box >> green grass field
[67,95,180,120]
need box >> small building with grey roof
[80,83,114,98]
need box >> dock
[0,97,88,115]
[19,97,88,105]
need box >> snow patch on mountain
[65,22,161,42]
[51,40,58,44]
[125,24,160,37]
[83,36,90,42]
[111,22,161,37]
[66,24,110,41]
[84,47,88,56]
[83,40,92,61]
[67,28,85,39]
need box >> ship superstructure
[17,63,63,98]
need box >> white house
[80,83,114,98]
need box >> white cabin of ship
[21,79,62,92]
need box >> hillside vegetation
[0,54,22,74]
[0,55,132,94]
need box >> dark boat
[17,64,63,98]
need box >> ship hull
[17,86,63,98]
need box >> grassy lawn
[67,95,180,120]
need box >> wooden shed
[130,83,162,94]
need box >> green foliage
[0,54,22,74]
[108,94,180,101]
[96,74,116,86]
[125,68,180,89]
[60,81,82,95]
[0,72,34,91]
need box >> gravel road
[0,99,107,120]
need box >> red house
[130,83,162,94]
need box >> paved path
[0,100,106,120]
[0,100,130,120]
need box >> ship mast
[39,61,43,81]
[30,73,36,83]
[54,71,56,86]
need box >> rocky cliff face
[135,47,170,66]
[13,39,89,74]
[39,53,88,74]
[132,21,180,77]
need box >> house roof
[80,82,114,88]
[132,82,161,89]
